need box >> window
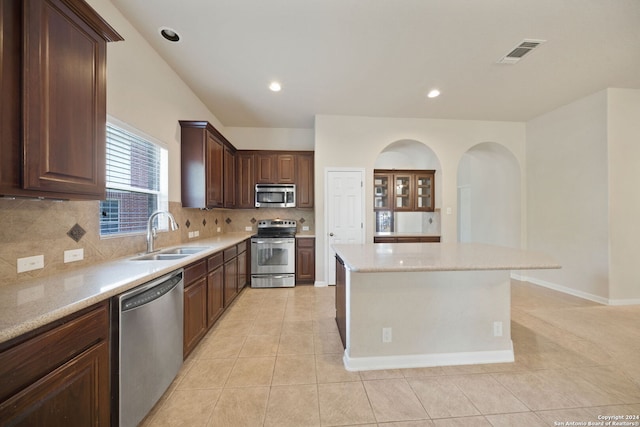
[100,119,169,237]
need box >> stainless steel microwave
[255,184,296,208]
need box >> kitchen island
[332,242,560,371]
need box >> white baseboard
[511,273,640,306]
[342,344,514,372]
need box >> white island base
[333,243,560,372]
[342,269,513,371]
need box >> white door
[325,169,365,285]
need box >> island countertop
[333,242,560,273]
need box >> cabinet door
[206,134,224,207]
[207,267,224,327]
[224,258,238,307]
[223,146,236,208]
[237,250,247,291]
[296,238,315,283]
[373,173,392,210]
[236,152,255,208]
[295,153,314,208]
[277,154,295,183]
[22,0,108,198]
[184,277,207,358]
[393,174,413,211]
[414,172,434,211]
[0,341,110,426]
[255,154,276,183]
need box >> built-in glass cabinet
[374,169,435,212]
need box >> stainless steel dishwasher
[116,269,184,427]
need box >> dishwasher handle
[121,270,183,312]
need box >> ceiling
[110,0,640,129]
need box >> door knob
[329,233,334,236]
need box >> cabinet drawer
[0,301,108,402]
[296,237,314,248]
[236,240,247,254]
[184,259,207,284]
[224,246,237,261]
[208,252,223,271]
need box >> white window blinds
[100,123,168,236]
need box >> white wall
[315,115,526,283]
[457,143,521,247]
[224,127,314,150]
[87,0,225,203]
[526,90,610,301]
[607,89,640,302]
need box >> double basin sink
[131,247,210,261]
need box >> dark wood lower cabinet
[296,237,316,284]
[183,238,250,358]
[183,276,208,358]
[335,255,346,349]
[0,302,110,426]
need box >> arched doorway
[374,140,442,234]
[457,142,521,247]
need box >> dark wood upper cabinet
[296,152,314,208]
[255,153,277,183]
[223,146,236,208]
[236,152,255,209]
[277,154,295,183]
[0,0,122,200]
[180,120,236,209]
[237,150,314,208]
[374,169,435,212]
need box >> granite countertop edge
[333,242,561,273]
[0,233,252,344]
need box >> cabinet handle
[329,233,334,237]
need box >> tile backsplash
[0,199,314,286]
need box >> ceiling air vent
[497,39,546,64]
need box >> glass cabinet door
[414,173,434,211]
[393,174,412,210]
[373,174,391,210]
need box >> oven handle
[251,240,291,245]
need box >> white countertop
[333,242,561,273]
[0,233,252,344]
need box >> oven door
[251,237,295,274]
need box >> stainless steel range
[251,219,297,288]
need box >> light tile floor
[142,280,640,426]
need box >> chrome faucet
[146,210,179,253]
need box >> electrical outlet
[302,226,310,231]
[17,255,44,273]
[216,227,221,232]
[194,230,200,237]
[382,327,392,343]
[245,226,252,231]
[64,248,83,263]
[493,321,503,337]
[446,207,452,215]
[188,231,194,238]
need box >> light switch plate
[302,226,310,231]
[17,255,44,273]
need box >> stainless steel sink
[132,253,190,261]
[160,247,209,255]
[131,246,209,261]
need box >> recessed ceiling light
[427,89,440,99]
[269,82,282,92]
[159,27,180,42]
